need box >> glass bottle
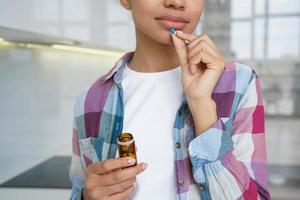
[117,132,137,166]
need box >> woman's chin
[153,31,175,45]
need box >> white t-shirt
[120,63,183,199]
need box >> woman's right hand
[83,157,147,200]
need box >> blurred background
[0,0,299,199]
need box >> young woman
[69,0,270,199]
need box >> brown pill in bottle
[117,132,137,166]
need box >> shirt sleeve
[187,70,270,200]
[69,98,86,200]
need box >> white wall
[0,45,118,184]
[0,0,136,50]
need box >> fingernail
[141,163,148,170]
[128,158,136,165]
[169,28,177,34]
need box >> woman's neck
[127,28,180,73]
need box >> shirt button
[178,179,184,186]
[175,142,181,148]
[198,183,204,191]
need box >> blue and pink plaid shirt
[69,51,270,200]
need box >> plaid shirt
[69,51,270,200]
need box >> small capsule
[169,28,177,34]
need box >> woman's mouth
[155,15,189,30]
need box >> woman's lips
[156,18,188,30]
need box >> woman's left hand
[171,30,225,102]
[171,30,225,134]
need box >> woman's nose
[164,0,185,10]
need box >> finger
[99,162,147,185]
[189,51,217,75]
[189,50,216,68]
[109,185,136,200]
[188,40,219,60]
[187,33,218,51]
[175,30,199,43]
[188,51,203,75]
[96,177,136,196]
[187,36,204,50]
[171,33,190,76]
[87,157,136,175]
[187,36,217,53]
[201,33,219,50]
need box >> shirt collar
[99,50,188,106]
[99,51,135,85]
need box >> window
[230,0,300,60]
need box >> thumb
[171,33,189,76]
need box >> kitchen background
[0,0,299,199]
